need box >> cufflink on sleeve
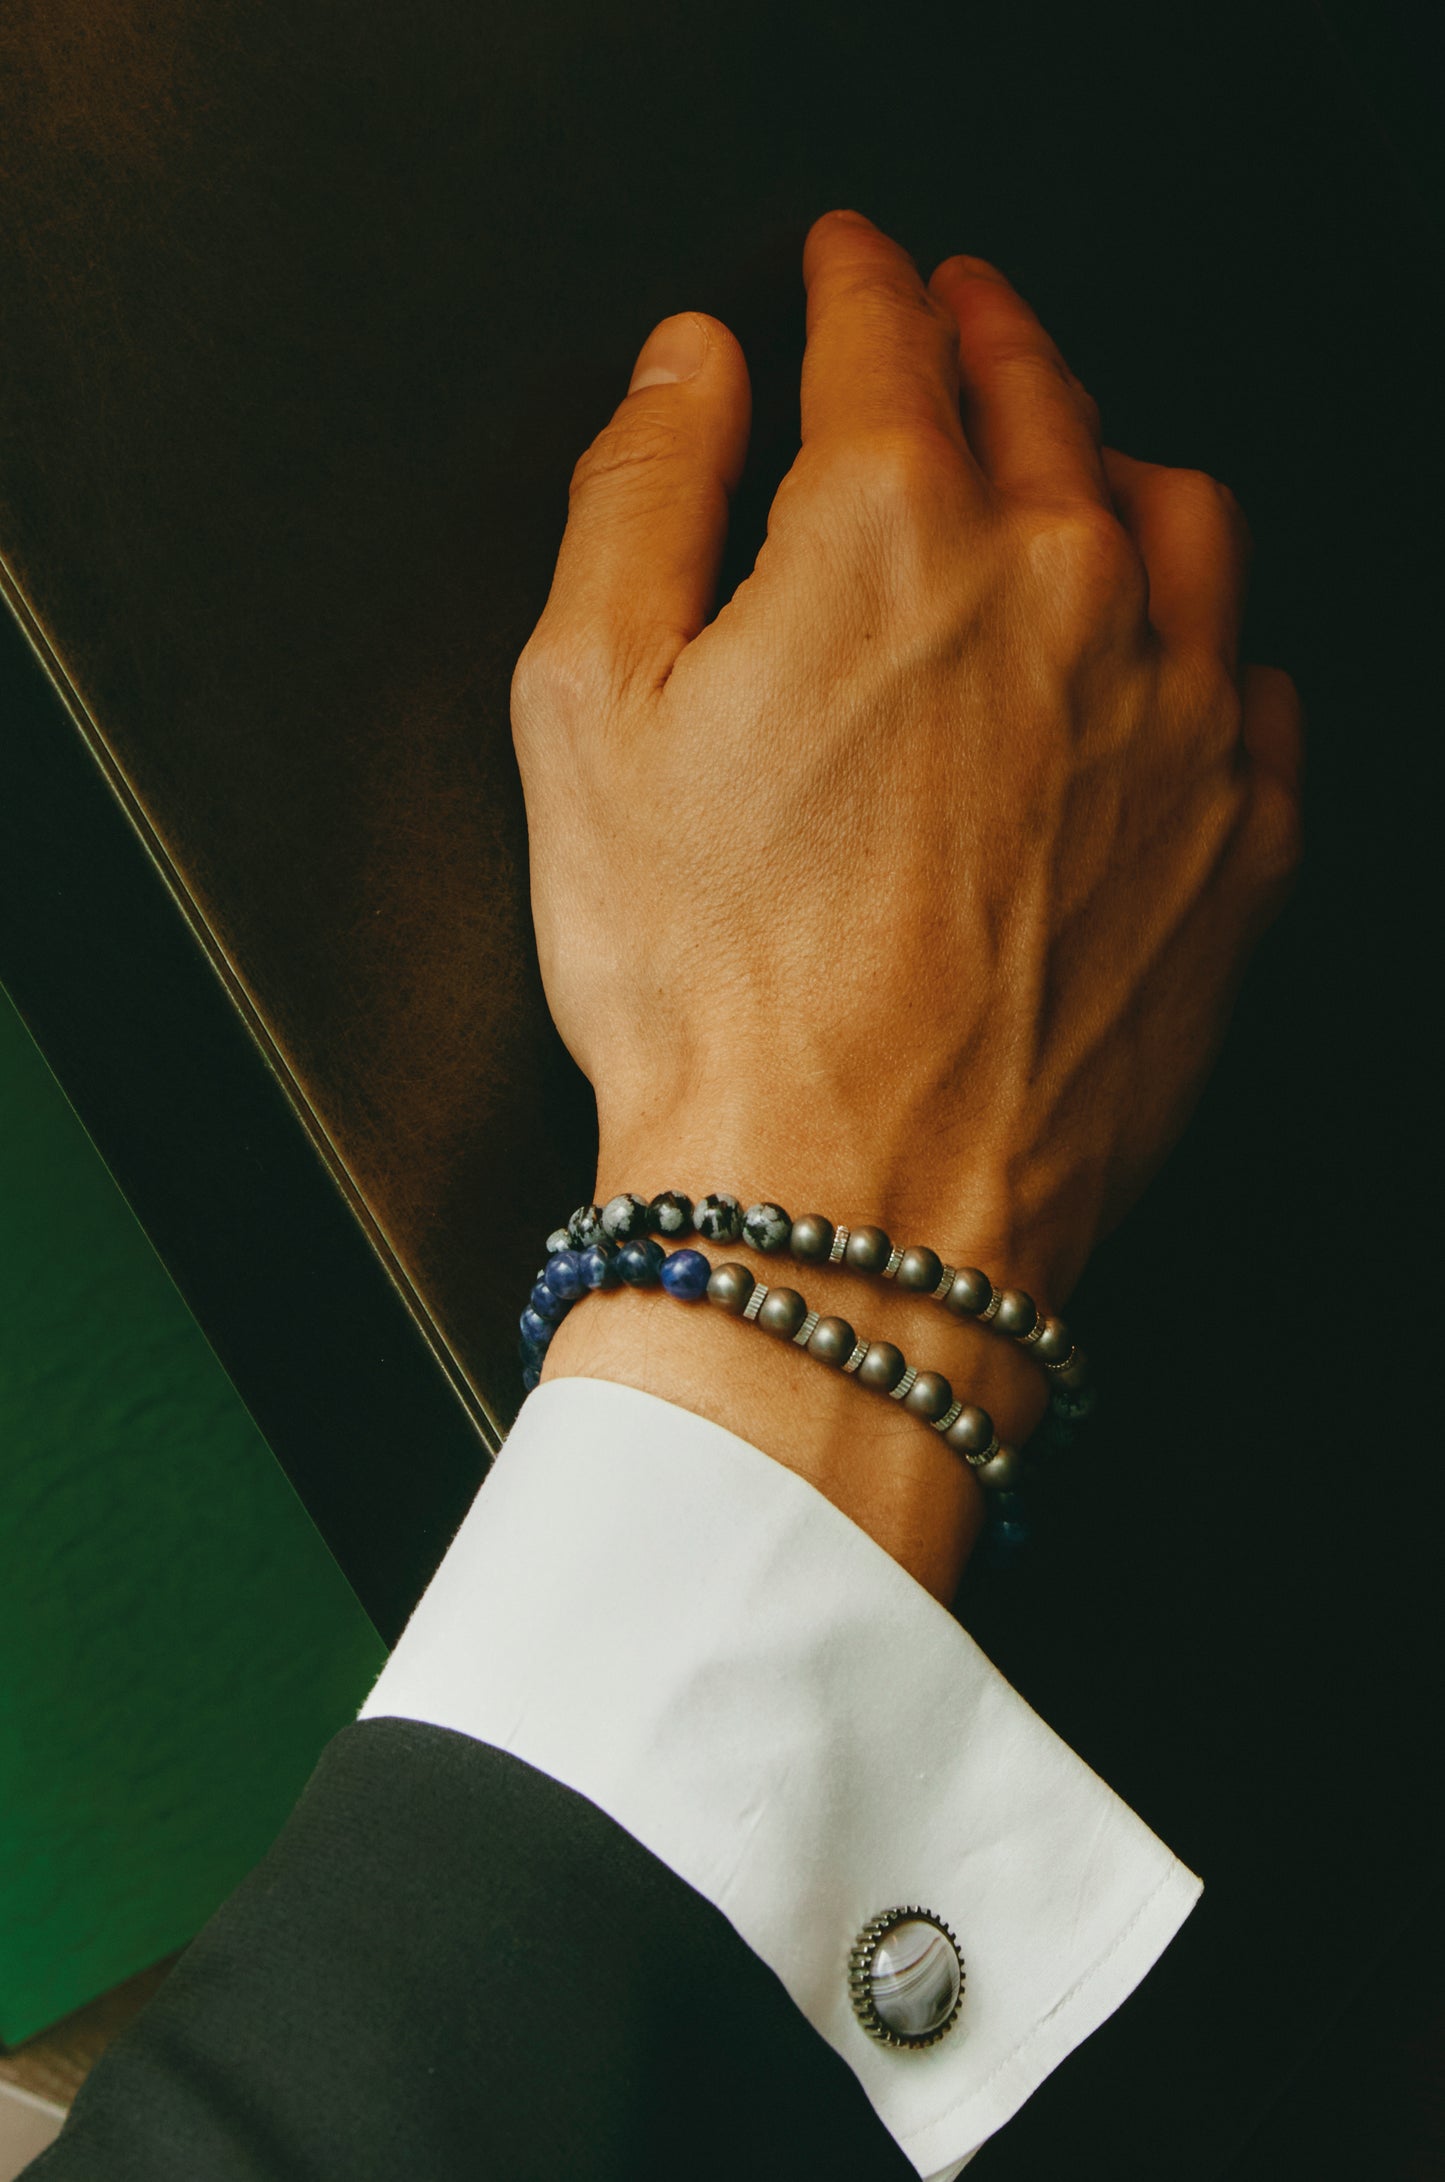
[848,1907,965,2049]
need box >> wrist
[538,1164,1059,1603]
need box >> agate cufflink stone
[848,1907,965,2048]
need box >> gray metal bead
[1033,1317,1073,1364]
[994,1288,1038,1338]
[544,1227,573,1257]
[649,1190,694,1236]
[707,1262,756,1315]
[789,1213,835,1263]
[568,1204,607,1249]
[743,1202,793,1254]
[601,1192,652,1241]
[844,1225,893,1275]
[903,1369,955,1423]
[1053,1348,1090,1390]
[757,1287,808,1339]
[942,1405,995,1456]
[896,1246,944,1293]
[807,1315,857,1367]
[973,1444,1025,1493]
[694,1192,744,1243]
[943,1268,992,1316]
[857,1340,906,1394]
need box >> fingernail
[628,312,707,392]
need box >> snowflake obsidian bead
[649,1190,694,1237]
[567,1204,607,1250]
[693,1192,743,1243]
[601,1193,653,1242]
[849,1907,964,2048]
[742,1202,792,1253]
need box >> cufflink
[848,1906,965,2049]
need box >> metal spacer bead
[742,1283,768,1323]
[888,1365,919,1402]
[932,1265,957,1300]
[1017,1318,1049,1348]
[842,1340,870,1375]
[932,1398,965,1434]
[828,1224,849,1265]
[793,1310,821,1347]
[977,1291,1003,1322]
[963,1432,1001,1468]
[1042,1345,1082,1375]
[883,1247,904,1278]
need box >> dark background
[1,0,1439,2171]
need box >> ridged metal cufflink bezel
[848,1905,965,2049]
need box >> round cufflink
[848,1906,965,2049]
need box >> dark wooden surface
[1,0,1440,2171]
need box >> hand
[512,210,1301,1302]
[509,210,1303,1595]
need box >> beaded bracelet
[549,1189,1091,1397]
[519,1207,1097,1565]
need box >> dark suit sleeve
[27,1716,914,2182]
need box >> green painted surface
[0,981,388,2044]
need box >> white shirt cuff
[359,1374,1201,2177]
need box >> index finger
[799,210,981,471]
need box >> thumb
[537,312,752,691]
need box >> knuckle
[1173,465,1253,542]
[511,625,615,721]
[568,413,688,502]
[1016,501,1147,622]
[828,424,964,513]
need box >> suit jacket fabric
[26,1379,1196,2179]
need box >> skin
[510,210,1304,1603]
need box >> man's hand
[509,210,1302,1595]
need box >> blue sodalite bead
[659,1248,712,1300]
[580,1241,620,1289]
[1050,1383,1097,1422]
[694,1192,743,1243]
[980,1517,1031,1570]
[617,1237,666,1285]
[544,1227,572,1257]
[649,1190,694,1237]
[529,1281,570,1324]
[989,1492,1028,1526]
[544,1249,587,1300]
[601,1192,652,1241]
[519,1333,546,1370]
[519,1307,555,1348]
[568,1204,607,1249]
[742,1202,792,1253]
[521,1364,541,1393]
